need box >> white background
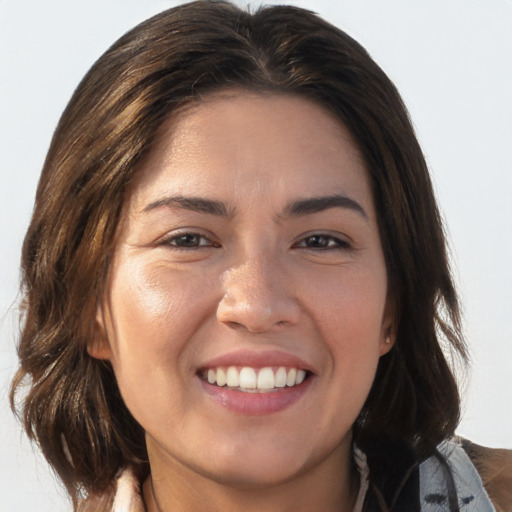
[1,1,511,510]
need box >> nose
[216,255,301,333]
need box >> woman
[10,1,511,511]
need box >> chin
[202,458,309,490]
[191,438,323,490]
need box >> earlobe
[380,293,396,356]
[379,327,395,356]
[87,307,113,360]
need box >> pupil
[309,235,326,247]
[179,234,199,246]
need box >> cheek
[303,265,387,399]
[306,265,388,343]
[105,262,214,379]
[103,263,214,428]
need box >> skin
[90,91,394,512]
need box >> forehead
[127,90,372,215]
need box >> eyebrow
[143,195,232,217]
[284,194,368,220]
[142,193,367,220]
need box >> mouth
[196,350,314,414]
[199,366,310,393]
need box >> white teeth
[239,367,257,389]
[226,366,239,387]
[286,368,297,387]
[216,368,227,387]
[275,367,287,388]
[205,366,308,391]
[257,367,275,390]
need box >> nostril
[217,295,300,333]
[222,320,246,331]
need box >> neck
[143,442,359,512]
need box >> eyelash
[161,232,218,249]
[160,232,350,251]
[293,234,351,251]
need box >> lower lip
[200,377,312,415]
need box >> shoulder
[459,438,512,512]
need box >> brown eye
[298,234,349,250]
[165,233,217,249]
[172,234,203,247]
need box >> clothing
[420,440,494,512]
[109,438,510,512]
[460,440,512,512]
[352,439,496,512]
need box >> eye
[295,233,350,250]
[163,232,218,249]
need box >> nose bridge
[217,250,299,332]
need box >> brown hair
[11,0,467,509]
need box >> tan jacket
[463,441,512,512]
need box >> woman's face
[91,91,393,488]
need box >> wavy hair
[11,1,466,509]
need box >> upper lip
[198,349,314,373]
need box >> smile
[202,366,308,392]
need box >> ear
[379,295,396,356]
[379,324,395,356]
[87,306,113,360]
